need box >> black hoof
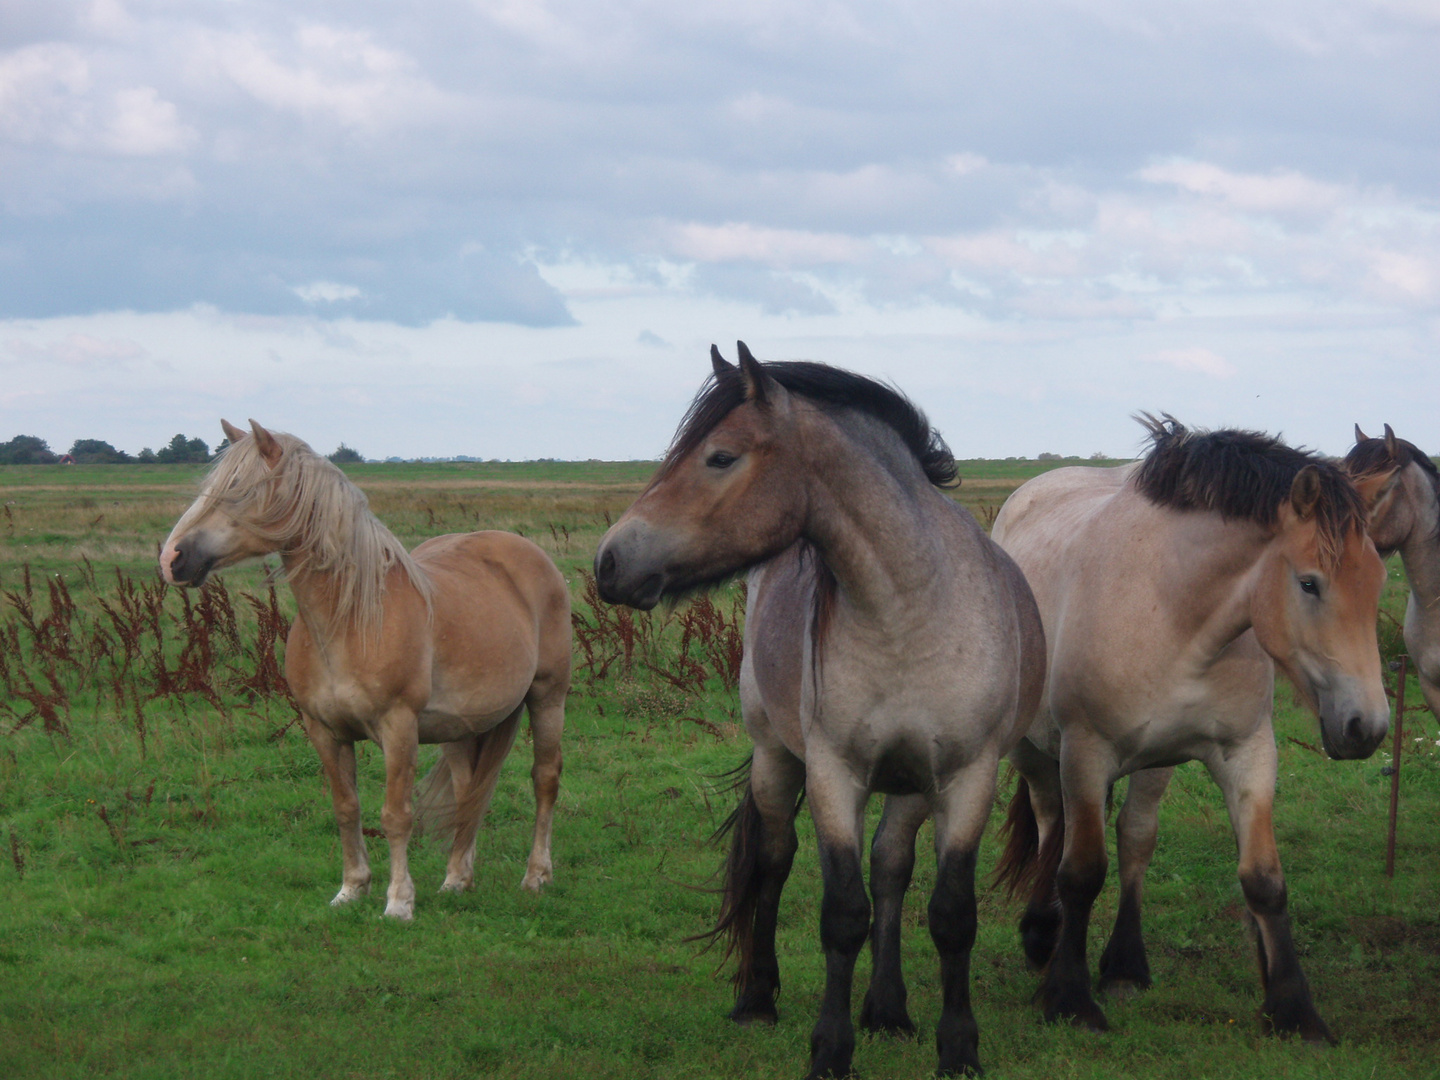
[936,1017,982,1076]
[730,988,778,1026]
[1096,975,1149,1000]
[1019,905,1060,971]
[807,1018,855,1080]
[859,991,916,1038]
[937,1053,983,1078]
[1040,984,1109,1033]
[1260,999,1336,1047]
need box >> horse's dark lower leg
[930,847,981,1077]
[861,794,925,1037]
[720,747,803,1026]
[1098,767,1172,996]
[1210,744,1334,1045]
[1242,864,1335,1045]
[808,836,870,1080]
[1005,742,1064,971]
[730,816,797,1025]
[1039,798,1108,1032]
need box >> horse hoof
[1041,990,1109,1033]
[730,991,779,1026]
[330,885,367,907]
[520,870,551,893]
[383,901,415,921]
[438,878,471,894]
[1260,1003,1336,1047]
[1097,975,1150,1000]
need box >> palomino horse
[990,415,1390,1043]
[1347,424,1440,722]
[595,344,1045,1079]
[161,421,569,919]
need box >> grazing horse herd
[158,344,1433,1078]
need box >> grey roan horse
[595,343,1045,1078]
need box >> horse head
[1250,464,1390,760]
[160,419,287,587]
[595,343,807,609]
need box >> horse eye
[706,451,738,469]
[1299,576,1320,596]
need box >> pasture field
[1,459,1438,1080]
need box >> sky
[2,0,1437,461]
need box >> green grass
[1,461,1437,1080]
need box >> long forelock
[1134,413,1368,571]
[200,433,431,636]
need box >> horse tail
[414,709,523,838]
[993,773,1064,902]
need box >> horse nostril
[597,548,616,588]
[1345,715,1365,746]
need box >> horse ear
[710,344,734,378]
[735,340,772,404]
[1384,423,1399,461]
[249,420,283,468]
[1289,465,1323,520]
[1354,423,1369,444]
[221,419,246,445]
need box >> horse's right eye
[706,451,738,469]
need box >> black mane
[664,357,958,487]
[1133,414,1366,565]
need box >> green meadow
[1,459,1437,1080]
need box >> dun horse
[1347,424,1440,721]
[161,421,569,919]
[595,344,1045,1079]
[990,415,1390,1043]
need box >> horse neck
[1392,467,1440,609]
[793,407,956,629]
[1149,508,1279,657]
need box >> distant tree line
[0,434,364,465]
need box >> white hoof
[439,877,472,894]
[331,884,368,907]
[383,900,414,921]
[520,868,552,893]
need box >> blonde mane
[199,431,432,638]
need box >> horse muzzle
[1317,680,1389,761]
[163,535,218,588]
[594,520,669,610]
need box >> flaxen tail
[414,710,523,839]
[993,773,1064,901]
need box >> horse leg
[1207,733,1335,1045]
[804,760,870,1080]
[437,737,479,892]
[860,793,927,1038]
[1009,739,1064,970]
[1038,738,1110,1032]
[522,685,565,892]
[726,743,805,1025]
[377,713,420,920]
[303,713,371,905]
[1098,766,1174,997]
[928,759,1002,1078]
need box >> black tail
[993,773,1064,902]
[687,756,802,988]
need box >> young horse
[595,344,1045,1079]
[1347,424,1440,722]
[161,421,569,919]
[989,415,1389,1043]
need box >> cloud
[1141,347,1237,379]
